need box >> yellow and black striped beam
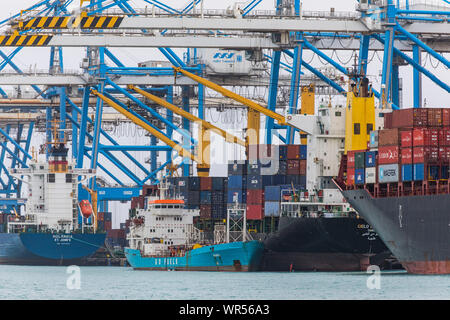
[18,16,124,30]
[0,34,53,47]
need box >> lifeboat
[79,200,93,218]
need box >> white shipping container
[378,164,399,183]
[365,167,376,184]
[197,49,252,75]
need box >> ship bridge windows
[48,174,55,183]
[354,123,361,135]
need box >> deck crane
[128,85,246,177]
[172,66,302,151]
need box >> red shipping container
[299,159,307,175]
[443,108,450,127]
[400,130,413,147]
[287,159,300,175]
[413,128,439,147]
[439,146,450,161]
[246,204,264,220]
[247,189,264,204]
[401,148,412,164]
[439,128,450,146]
[427,108,442,127]
[104,221,112,232]
[391,108,427,128]
[347,151,355,169]
[378,128,399,146]
[384,112,393,129]
[200,205,212,219]
[287,144,301,160]
[200,177,212,190]
[378,146,399,164]
[413,146,439,163]
[346,168,355,186]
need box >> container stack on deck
[346,108,450,197]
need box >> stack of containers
[97,211,105,231]
[378,128,400,183]
[106,229,127,248]
[346,150,355,186]
[286,144,307,187]
[199,177,212,219]
[103,212,112,231]
[354,151,365,185]
[401,128,413,182]
[227,160,247,206]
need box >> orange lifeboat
[79,200,93,218]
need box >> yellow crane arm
[172,66,287,126]
[129,85,247,147]
[91,89,199,163]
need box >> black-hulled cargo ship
[338,107,450,274]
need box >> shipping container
[439,128,450,146]
[428,165,440,180]
[347,168,355,185]
[104,220,112,231]
[401,147,413,164]
[365,167,376,184]
[104,212,112,222]
[384,112,393,129]
[439,146,450,161]
[187,191,200,205]
[347,150,355,169]
[246,175,273,189]
[413,163,425,181]
[247,189,264,204]
[441,165,449,179]
[287,159,301,175]
[402,164,413,182]
[443,108,450,127]
[413,128,439,147]
[277,160,287,175]
[211,177,227,191]
[264,185,282,201]
[287,144,300,159]
[200,177,212,190]
[369,131,378,148]
[355,152,365,169]
[427,108,442,127]
[211,204,227,220]
[355,169,365,185]
[272,174,286,185]
[378,164,400,183]
[188,177,201,191]
[378,146,399,164]
[400,130,413,147]
[365,151,377,167]
[228,175,245,189]
[246,204,264,220]
[264,201,280,217]
[391,108,427,128]
[299,159,307,175]
[300,145,307,160]
[228,160,247,176]
[278,145,287,160]
[211,191,225,204]
[413,146,439,163]
[378,128,399,146]
[200,204,212,219]
[200,191,212,204]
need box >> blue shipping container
[402,164,413,182]
[299,145,307,160]
[355,169,365,185]
[429,165,439,180]
[365,151,377,168]
[272,174,286,185]
[264,201,280,217]
[200,191,212,204]
[264,186,282,201]
[228,175,244,189]
[413,163,425,181]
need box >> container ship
[335,82,450,274]
[0,142,106,265]
[126,103,395,272]
[124,180,264,271]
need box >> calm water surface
[0,266,448,300]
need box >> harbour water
[0,266,448,300]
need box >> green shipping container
[355,152,366,169]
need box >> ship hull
[260,216,393,272]
[0,233,106,265]
[341,189,450,274]
[124,240,264,272]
